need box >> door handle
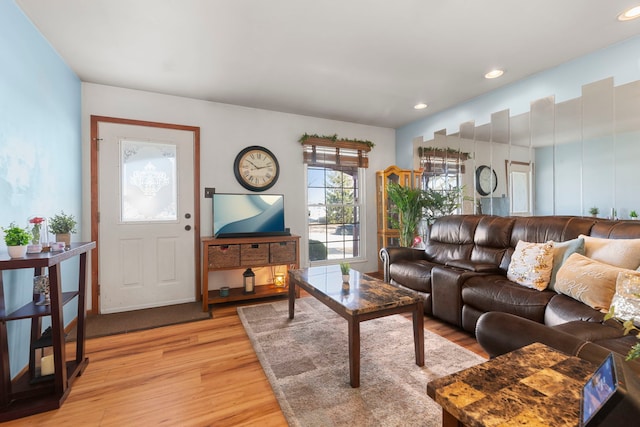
[185,225,192,231]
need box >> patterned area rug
[237,298,486,426]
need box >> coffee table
[427,342,597,427]
[288,265,424,387]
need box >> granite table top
[427,342,597,427]
[288,265,420,315]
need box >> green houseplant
[386,182,429,248]
[340,262,350,283]
[630,210,638,220]
[49,211,77,248]
[589,206,599,217]
[3,222,32,258]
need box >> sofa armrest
[476,312,607,363]
[379,247,428,282]
[444,259,501,273]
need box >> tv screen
[213,193,287,238]
[580,352,640,426]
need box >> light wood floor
[3,297,488,426]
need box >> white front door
[97,122,196,313]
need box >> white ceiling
[16,0,640,128]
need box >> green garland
[418,146,470,158]
[298,133,375,148]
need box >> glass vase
[28,216,50,252]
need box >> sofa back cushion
[589,220,640,239]
[471,216,515,268]
[424,215,482,264]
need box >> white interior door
[98,122,195,313]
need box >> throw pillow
[548,237,585,292]
[611,271,640,324]
[507,240,554,291]
[579,234,640,270]
[555,253,636,311]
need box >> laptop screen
[581,353,618,426]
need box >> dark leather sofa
[379,214,640,363]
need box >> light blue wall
[0,0,81,377]
[396,35,640,169]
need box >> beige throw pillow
[507,240,554,291]
[555,253,636,311]
[580,234,640,270]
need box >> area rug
[237,298,487,426]
[68,301,211,340]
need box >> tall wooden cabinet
[376,166,422,270]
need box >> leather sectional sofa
[379,214,640,363]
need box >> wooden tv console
[201,235,300,311]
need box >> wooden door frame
[90,115,201,314]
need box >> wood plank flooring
[2,296,487,426]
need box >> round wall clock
[475,165,498,196]
[233,145,280,192]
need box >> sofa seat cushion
[389,259,436,293]
[462,275,555,323]
[544,294,605,326]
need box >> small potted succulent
[340,262,350,283]
[49,211,77,248]
[589,207,599,217]
[630,210,638,220]
[3,222,32,258]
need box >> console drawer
[270,241,297,264]
[241,243,269,264]
[208,244,240,268]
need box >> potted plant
[49,211,77,248]
[340,262,350,282]
[386,182,429,248]
[589,207,599,217]
[631,210,638,220]
[2,222,32,258]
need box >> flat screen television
[213,193,288,238]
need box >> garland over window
[299,133,373,168]
[418,146,470,174]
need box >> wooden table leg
[348,316,360,387]
[442,408,463,427]
[288,277,296,319]
[413,301,425,366]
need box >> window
[307,165,362,262]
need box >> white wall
[81,83,395,308]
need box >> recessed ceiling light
[484,69,504,79]
[414,103,428,110]
[618,5,640,21]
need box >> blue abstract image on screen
[213,194,285,237]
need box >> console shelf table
[0,242,95,422]
[201,235,300,311]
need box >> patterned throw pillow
[507,240,554,291]
[580,234,640,270]
[611,271,640,324]
[555,253,635,312]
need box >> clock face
[476,165,498,196]
[234,146,279,192]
